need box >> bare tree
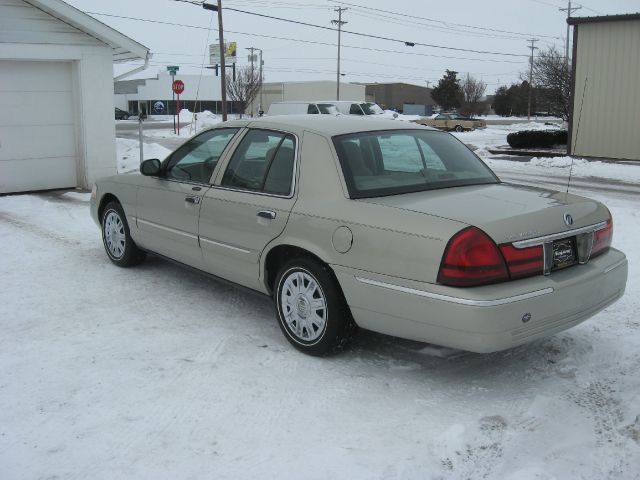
[529,46,570,120]
[225,66,262,118]
[459,73,487,117]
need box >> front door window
[164,128,239,184]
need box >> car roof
[221,115,436,136]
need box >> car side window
[350,104,364,115]
[165,128,239,184]
[221,130,296,196]
[307,104,320,114]
[435,114,446,120]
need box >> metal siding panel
[573,20,640,160]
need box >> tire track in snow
[0,212,81,248]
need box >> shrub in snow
[507,129,568,149]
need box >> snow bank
[379,110,422,122]
[116,137,171,173]
[192,110,222,130]
[486,155,640,184]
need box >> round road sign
[172,80,185,94]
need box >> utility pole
[247,47,256,116]
[560,1,581,71]
[331,7,347,101]
[201,1,227,121]
[258,49,263,115]
[527,38,539,120]
[216,0,227,121]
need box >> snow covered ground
[2,123,640,479]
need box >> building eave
[23,0,149,62]
[568,13,640,25]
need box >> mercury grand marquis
[90,115,628,356]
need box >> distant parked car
[114,107,130,120]
[415,113,486,132]
[267,101,339,116]
[90,115,627,356]
[332,101,387,116]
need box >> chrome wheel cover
[103,211,126,259]
[280,269,327,343]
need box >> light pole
[246,47,263,116]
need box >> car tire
[123,114,129,120]
[454,125,464,132]
[101,201,145,267]
[274,257,356,356]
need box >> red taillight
[499,244,544,279]
[438,227,509,287]
[592,218,613,257]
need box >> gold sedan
[414,113,487,132]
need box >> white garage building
[0,0,149,193]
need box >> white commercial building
[253,81,365,114]
[568,13,640,161]
[0,0,149,193]
[115,71,229,116]
[115,76,365,117]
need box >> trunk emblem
[564,213,573,226]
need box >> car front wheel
[274,258,356,356]
[101,201,145,267]
[454,125,464,132]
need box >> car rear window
[333,129,498,198]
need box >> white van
[332,101,387,116]
[267,101,340,116]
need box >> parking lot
[1,150,638,479]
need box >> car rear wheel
[454,125,464,132]
[274,258,356,356]
[101,201,145,267]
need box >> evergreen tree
[431,70,461,111]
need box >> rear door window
[221,130,296,196]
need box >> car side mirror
[393,113,399,119]
[140,158,161,176]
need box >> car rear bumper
[333,248,627,353]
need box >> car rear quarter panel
[267,130,466,285]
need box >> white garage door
[0,60,77,193]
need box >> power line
[86,11,528,64]
[327,0,561,40]
[221,6,529,57]
[348,9,528,42]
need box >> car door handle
[185,196,201,204]
[257,210,276,220]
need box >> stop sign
[172,80,185,94]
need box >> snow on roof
[24,0,150,62]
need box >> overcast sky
[65,0,636,94]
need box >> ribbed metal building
[568,14,640,161]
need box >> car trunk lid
[358,183,608,245]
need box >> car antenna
[567,77,588,194]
